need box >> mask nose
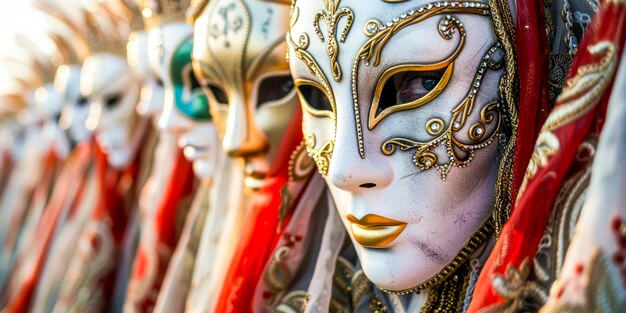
[222,97,269,158]
[326,121,393,193]
[158,91,192,135]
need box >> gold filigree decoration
[264,246,294,295]
[482,258,549,313]
[313,0,354,81]
[351,270,373,307]
[352,1,491,158]
[367,15,463,129]
[379,218,494,295]
[277,185,293,230]
[381,43,503,180]
[518,131,561,197]
[542,41,618,132]
[421,261,472,312]
[288,140,316,182]
[303,127,334,176]
[275,291,308,313]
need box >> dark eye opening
[156,78,164,87]
[206,84,228,104]
[297,84,332,112]
[256,75,295,109]
[77,96,89,107]
[105,94,122,110]
[376,70,444,115]
[189,72,201,90]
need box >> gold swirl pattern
[352,1,491,158]
[313,0,354,82]
[368,15,464,129]
[381,43,503,180]
[303,127,334,176]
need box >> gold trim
[380,43,503,180]
[351,1,491,158]
[488,0,517,237]
[379,218,494,295]
[369,58,456,129]
[313,0,354,81]
[295,78,335,119]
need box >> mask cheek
[302,113,335,177]
[255,91,299,162]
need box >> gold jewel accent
[368,14,461,129]
[303,127,334,176]
[313,0,354,82]
[351,1,491,158]
[379,218,494,294]
[426,118,445,136]
[380,43,503,180]
[542,41,618,132]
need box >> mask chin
[106,147,133,169]
[193,158,216,181]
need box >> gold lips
[347,214,407,248]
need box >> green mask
[170,38,212,121]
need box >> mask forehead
[194,0,291,89]
[290,0,496,158]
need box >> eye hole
[104,94,122,110]
[256,75,295,108]
[295,80,333,119]
[189,72,202,91]
[376,70,445,114]
[369,64,453,129]
[156,78,164,87]
[77,96,89,107]
[394,72,442,103]
[206,84,228,104]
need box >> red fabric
[49,128,151,312]
[468,1,626,311]
[2,141,92,313]
[126,148,195,312]
[214,106,307,313]
[509,0,551,202]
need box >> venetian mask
[33,83,70,158]
[191,0,297,190]
[288,0,509,292]
[82,53,144,169]
[127,30,165,119]
[150,22,217,180]
[56,64,91,145]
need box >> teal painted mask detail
[170,39,212,121]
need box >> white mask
[128,31,165,119]
[56,64,91,144]
[150,23,218,181]
[288,0,507,292]
[82,53,144,169]
[191,0,297,191]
